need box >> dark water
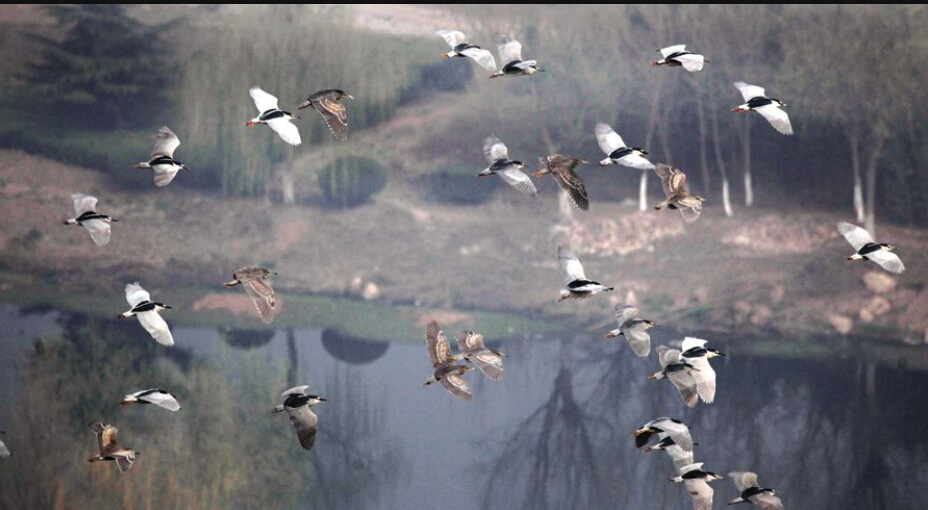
[0,304,926,510]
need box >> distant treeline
[3,5,927,229]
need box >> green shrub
[317,156,388,208]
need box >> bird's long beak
[347,94,354,100]
[297,100,311,110]
[578,159,589,164]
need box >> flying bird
[604,304,655,357]
[643,434,694,472]
[118,282,174,347]
[455,330,505,380]
[728,471,784,510]
[121,389,182,411]
[680,337,724,404]
[672,463,724,510]
[534,154,589,210]
[274,385,325,451]
[423,320,474,400]
[297,89,352,142]
[63,193,117,246]
[436,30,497,71]
[633,416,694,452]
[133,126,188,187]
[650,345,700,407]
[732,82,793,135]
[595,123,654,170]
[490,33,542,78]
[557,245,614,302]
[837,222,905,274]
[653,164,704,222]
[653,44,706,72]
[246,86,301,145]
[87,423,138,473]
[477,136,537,196]
[224,267,278,324]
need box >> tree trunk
[279,160,295,205]
[863,133,885,236]
[741,119,753,207]
[709,87,732,216]
[286,328,298,387]
[849,130,865,222]
[639,172,648,212]
[696,87,712,189]
[722,178,733,217]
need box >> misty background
[0,5,927,510]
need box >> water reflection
[0,305,926,510]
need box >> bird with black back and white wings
[837,222,905,274]
[649,345,700,408]
[274,385,326,451]
[680,337,725,404]
[118,282,174,346]
[64,193,117,246]
[728,471,784,510]
[246,86,301,146]
[490,33,542,78]
[595,123,654,170]
[556,246,613,302]
[134,126,188,186]
[732,81,792,135]
[653,44,706,72]
[436,30,497,72]
[121,389,182,411]
[476,136,537,196]
[633,416,694,453]
[672,463,724,510]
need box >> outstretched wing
[115,452,136,473]
[653,164,675,196]
[498,167,538,196]
[494,33,523,64]
[454,331,486,354]
[675,53,705,72]
[557,246,586,281]
[71,193,98,215]
[733,81,766,102]
[755,104,793,135]
[595,123,626,154]
[483,135,509,163]
[314,97,349,142]
[151,126,180,158]
[250,86,280,113]
[266,118,302,146]
[82,219,112,246]
[436,29,466,48]
[866,249,905,274]
[728,471,759,492]
[286,405,318,451]
[440,371,473,400]
[684,478,715,510]
[460,47,497,71]
[153,166,180,187]
[837,222,874,251]
[244,279,277,324]
[426,321,453,366]
[659,44,686,57]
[137,311,175,346]
[125,282,151,307]
[140,390,182,412]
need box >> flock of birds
[0,23,911,510]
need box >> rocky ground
[1,149,927,348]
